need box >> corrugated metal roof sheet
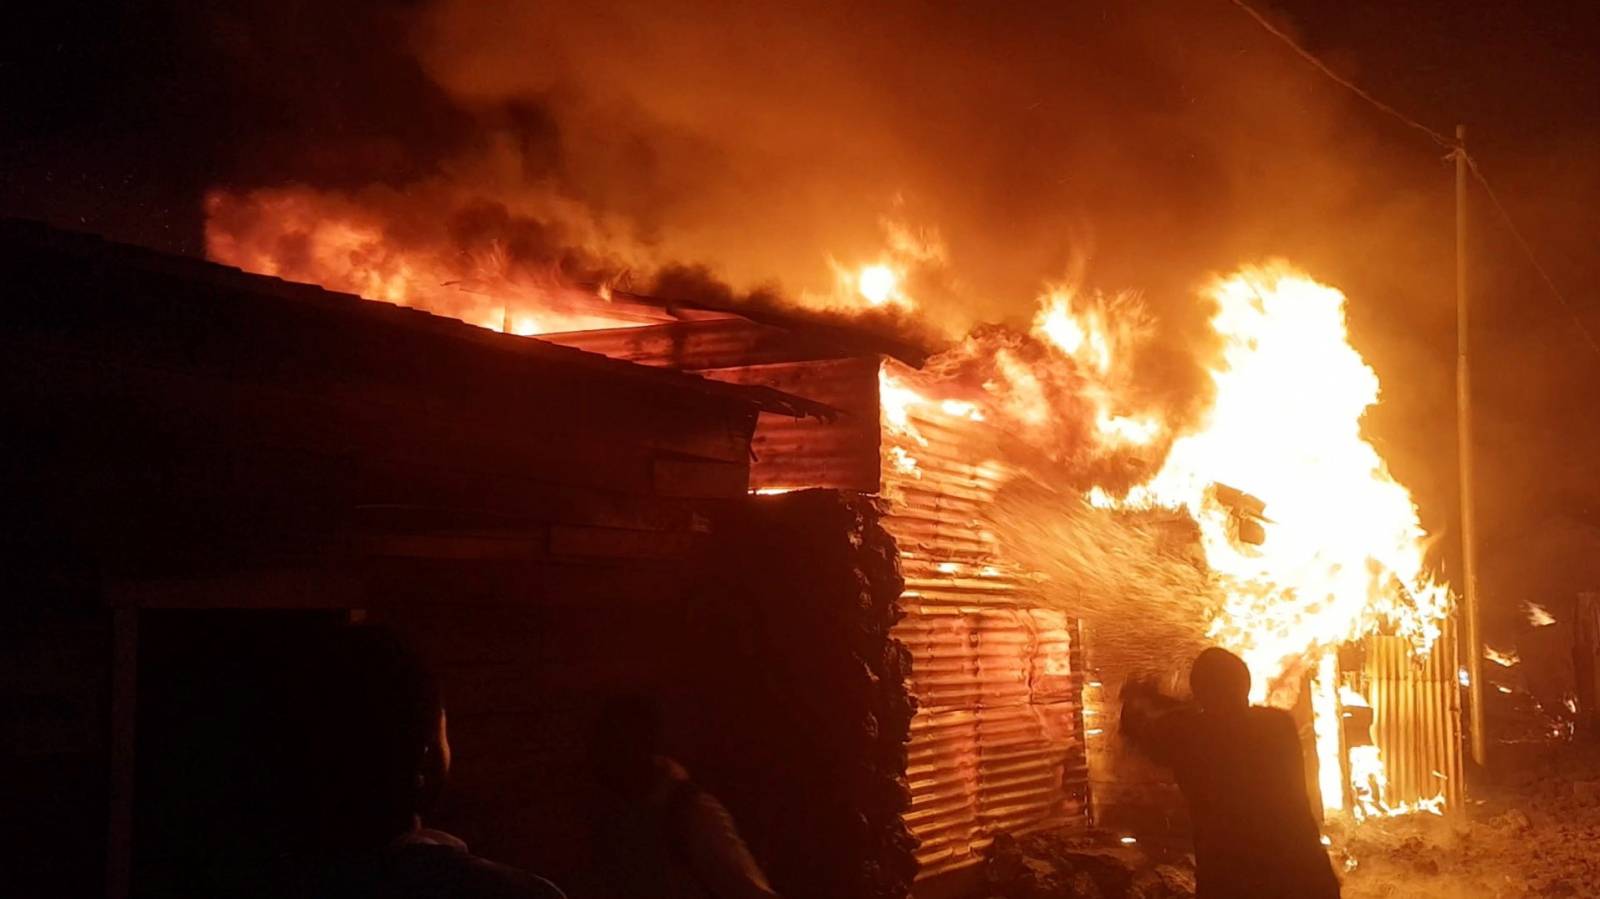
[702,357,881,492]
[538,318,864,370]
[0,219,835,421]
[599,289,934,367]
[542,324,884,492]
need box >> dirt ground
[975,743,1600,899]
[1337,743,1600,899]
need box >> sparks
[1527,602,1557,627]
[1484,645,1520,667]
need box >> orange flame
[889,261,1451,821]
[207,185,1448,819]
[207,187,659,336]
[1111,264,1448,699]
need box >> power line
[1227,0,1600,358]
[1464,154,1600,356]
[1226,0,1458,150]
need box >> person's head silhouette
[1189,647,1251,713]
[286,625,448,853]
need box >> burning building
[3,213,1467,898]
[201,192,1471,884]
[538,263,1469,882]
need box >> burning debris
[1528,602,1558,628]
[1486,645,1521,668]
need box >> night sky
[5,0,1599,650]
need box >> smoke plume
[985,476,1217,683]
[192,0,1458,435]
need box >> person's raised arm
[1120,677,1196,767]
[680,790,781,899]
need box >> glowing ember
[888,446,922,477]
[1527,602,1557,627]
[1484,645,1520,667]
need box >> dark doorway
[131,609,346,898]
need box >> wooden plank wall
[0,235,767,897]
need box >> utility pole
[1456,123,1488,768]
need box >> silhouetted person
[1122,648,1340,899]
[278,624,565,898]
[586,695,780,899]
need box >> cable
[1228,0,1600,358]
[1227,0,1459,150]
[1464,154,1600,357]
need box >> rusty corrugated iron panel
[538,318,861,370]
[594,290,933,367]
[883,394,1089,878]
[705,357,881,492]
[895,602,1088,875]
[1365,620,1464,810]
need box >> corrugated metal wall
[882,387,1090,878]
[700,356,881,492]
[1364,619,1465,810]
[542,323,883,492]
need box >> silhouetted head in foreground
[286,625,448,854]
[1190,647,1251,713]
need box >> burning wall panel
[882,396,1090,878]
[1363,624,1465,812]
